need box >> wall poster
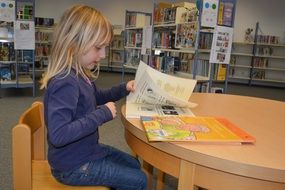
[210,25,233,64]
[201,0,219,27]
[14,20,35,50]
[0,0,15,22]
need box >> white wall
[35,0,153,26]
[35,0,191,25]
[235,0,285,42]
[35,0,285,42]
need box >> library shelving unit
[109,25,124,72]
[200,0,237,93]
[35,18,54,76]
[0,24,16,91]
[0,0,36,97]
[150,1,237,93]
[250,22,285,87]
[123,10,152,74]
[229,41,254,83]
[151,1,210,88]
[229,22,285,88]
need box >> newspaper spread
[126,61,197,118]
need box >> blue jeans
[51,145,147,190]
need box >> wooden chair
[12,101,109,190]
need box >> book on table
[140,115,255,144]
[126,61,198,119]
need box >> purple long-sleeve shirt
[44,70,129,171]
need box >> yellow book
[217,2,224,25]
[216,64,226,80]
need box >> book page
[126,61,197,118]
[127,61,197,107]
[126,103,194,119]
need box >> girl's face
[81,45,107,70]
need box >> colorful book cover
[141,116,255,143]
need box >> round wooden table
[121,93,285,190]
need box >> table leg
[142,161,153,190]
[177,160,195,190]
[156,169,165,190]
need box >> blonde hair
[40,4,113,89]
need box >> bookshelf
[124,10,152,73]
[229,42,254,83]
[151,2,202,80]
[229,22,285,87]
[198,0,236,93]
[109,25,124,72]
[35,26,53,75]
[0,0,36,97]
[34,17,54,75]
[250,23,285,87]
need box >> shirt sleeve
[45,78,113,147]
[94,82,130,105]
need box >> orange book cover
[141,116,255,143]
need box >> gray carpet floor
[0,71,284,190]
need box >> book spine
[217,2,224,25]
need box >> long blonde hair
[40,4,113,89]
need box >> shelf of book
[35,25,53,74]
[0,0,36,97]
[124,46,142,50]
[151,2,205,83]
[0,75,33,87]
[123,10,152,75]
[0,37,14,43]
[228,23,285,87]
[229,41,254,83]
[152,47,195,54]
[249,22,285,86]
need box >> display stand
[204,0,237,93]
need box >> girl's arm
[94,81,132,105]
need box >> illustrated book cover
[141,115,255,143]
[126,61,197,118]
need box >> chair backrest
[12,101,45,190]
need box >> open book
[141,115,256,144]
[126,61,197,118]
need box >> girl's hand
[105,102,116,118]
[126,80,135,92]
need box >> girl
[40,4,147,190]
